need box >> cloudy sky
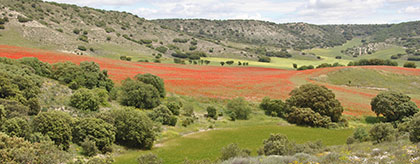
[45,0,420,24]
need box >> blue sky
[46,0,420,24]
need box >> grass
[315,67,420,94]
[305,38,363,60]
[114,119,353,164]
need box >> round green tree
[135,73,166,98]
[1,117,29,138]
[371,91,419,122]
[286,84,344,122]
[70,88,100,111]
[119,78,161,109]
[72,117,115,152]
[226,97,252,120]
[33,111,73,150]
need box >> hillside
[0,0,246,61]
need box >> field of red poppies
[1,45,419,116]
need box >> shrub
[135,73,166,98]
[353,127,369,142]
[286,84,344,122]
[220,143,250,161]
[369,123,396,143]
[286,107,331,128]
[259,97,287,118]
[138,153,162,164]
[1,117,29,138]
[104,27,115,33]
[81,139,99,157]
[78,35,88,42]
[119,78,161,109]
[0,99,29,118]
[403,62,417,68]
[258,56,271,63]
[103,108,157,149]
[261,134,296,156]
[17,57,51,77]
[78,45,87,51]
[148,105,177,126]
[92,88,110,106]
[0,25,4,30]
[181,117,195,127]
[72,118,115,152]
[206,106,218,120]
[33,111,73,150]
[371,91,419,122]
[226,97,252,120]
[73,28,80,34]
[17,15,32,23]
[408,113,420,142]
[166,101,181,115]
[70,88,100,111]
[155,46,168,53]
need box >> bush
[206,106,218,120]
[261,134,296,156]
[103,108,157,149]
[73,28,80,34]
[259,97,286,118]
[166,101,181,115]
[352,127,369,142]
[33,111,73,150]
[78,35,88,42]
[72,118,115,152]
[408,113,420,142]
[220,143,250,161]
[81,139,99,157]
[148,105,177,126]
[104,27,115,33]
[371,91,419,122]
[369,123,396,143]
[17,15,32,23]
[181,117,195,127]
[119,78,161,109]
[286,107,331,128]
[258,56,271,63]
[403,62,417,68]
[297,65,314,70]
[1,117,29,138]
[155,46,168,53]
[138,153,162,164]
[70,88,100,111]
[135,73,166,98]
[226,97,252,120]
[286,84,344,122]
[78,46,87,51]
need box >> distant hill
[0,0,419,61]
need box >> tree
[259,97,287,118]
[119,78,161,109]
[206,106,218,120]
[148,105,177,126]
[371,91,419,122]
[293,63,298,69]
[286,84,344,122]
[1,117,29,138]
[408,113,420,143]
[72,118,115,152]
[33,111,73,150]
[220,62,225,66]
[286,107,331,128]
[135,73,166,98]
[166,101,181,116]
[102,108,157,149]
[403,62,417,68]
[226,97,252,120]
[258,56,271,63]
[70,88,100,111]
[261,134,296,156]
[369,123,396,143]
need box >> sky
[45,0,420,24]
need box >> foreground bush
[259,97,286,118]
[260,133,297,156]
[119,78,161,109]
[0,117,29,138]
[220,143,250,161]
[286,107,331,128]
[137,153,162,164]
[369,123,396,144]
[135,73,166,98]
[371,91,419,122]
[286,84,344,122]
[226,97,252,120]
[408,113,420,142]
[72,117,115,152]
[33,111,73,150]
[70,88,100,111]
[101,108,157,149]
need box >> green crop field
[114,122,353,164]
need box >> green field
[114,122,353,164]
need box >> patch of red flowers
[1,45,419,116]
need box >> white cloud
[400,6,420,14]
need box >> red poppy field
[1,45,419,116]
